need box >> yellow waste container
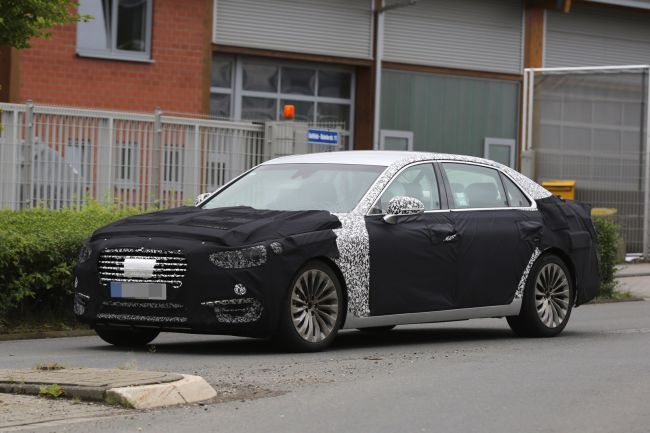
[542,180,576,200]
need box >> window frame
[484,137,516,169]
[209,55,355,148]
[438,161,537,211]
[379,130,414,151]
[368,161,448,215]
[76,0,153,62]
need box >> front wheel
[507,253,574,338]
[276,261,344,352]
[95,327,160,347]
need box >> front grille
[98,248,187,288]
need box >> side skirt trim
[343,299,522,329]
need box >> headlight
[210,245,267,269]
[78,244,92,264]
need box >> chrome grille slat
[98,248,187,289]
[99,255,185,262]
[98,265,187,272]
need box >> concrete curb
[0,329,95,342]
[0,369,216,409]
[616,272,650,278]
[106,375,217,409]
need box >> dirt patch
[204,384,285,405]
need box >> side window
[372,164,440,214]
[501,174,532,207]
[442,163,508,209]
[77,0,153,61]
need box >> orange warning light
[283,104,295,120]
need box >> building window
[77,0,153,62]
[210,55,355,148]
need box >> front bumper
[73,236,292,338]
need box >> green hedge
[593,216,620,298]
[0,205,625,330]
[0,203,140,330]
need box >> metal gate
[0,102,342,211]
[521,65,650,255]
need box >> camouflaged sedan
[74,151,600,351]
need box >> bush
[0,203,141,330]
[593,216,620,298]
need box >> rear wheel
[95,327,159,347]
[507,253,574,338]
[277,261,343,352]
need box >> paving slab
[616,263,650,278]
[0,393,126,432]
[0,368,216,409]
[617,276,650,300]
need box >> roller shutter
[213,0,373,60]
[382,0,523,74]
[545,5,650,67]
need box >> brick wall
[17,0,210,114]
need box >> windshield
[202,163,385,213]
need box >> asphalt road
[2,301,650,433]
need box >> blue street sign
[307,129,339,146]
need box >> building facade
[2,0,650,164]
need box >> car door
[440,162,543,308]
[365,162,460,316]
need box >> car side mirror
[383,196,425,224]
[194,192,212,207]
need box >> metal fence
[521,65,650,255]
[0,102,342,211]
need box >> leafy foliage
[593,216,620,298]
[0,203,140,330]
[0,0,91,49]
[39,384,65,398]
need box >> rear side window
[442,163,508,209]
[501,174,532,207]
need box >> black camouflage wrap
[535,196,601,305]
[74,206,341,338]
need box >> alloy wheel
[290,269,339,343]
[534,263,571,328]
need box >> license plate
[110,282,167,300]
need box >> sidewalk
[616,262,650,278]
[616,263,650,300]
[0,368,216,410]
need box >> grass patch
[39,384,65,399]
[34,362,66,371]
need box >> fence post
[182,124,202,203]
[21,100,35,209]
[0,108,20,210]
[97,116,114,206]
[151,106,162,208]
[643,68,650,258]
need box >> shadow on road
[83,324,547,356]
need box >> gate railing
[521,65,650,255]
[0,102,342,211]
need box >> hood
[91,206,342,247]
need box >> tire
[358,326,395,333]
[507,253,574,338]
[276,260,344,352]
[95,327,160,347]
